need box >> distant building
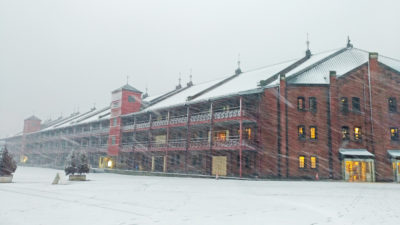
[3,43,400,182]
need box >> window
[390,128,399,141]
[128,95,136,103]
[297,97,305,111]
[245,128,252,140]
[342,126,350,140]
[340,97,348,113]
[352,97,361,113]
[310,126,317,139]
[111,136,116,145]
[309,97,317,113]
[112,118,117,126]
[299,156,305,168]
[389,97,397,112]
[175,154,181,165]
[310,156,317,169]
[298,125,306,139]
[354,127,362,140]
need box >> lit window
[297,97,305,111]
[309,97,317,113]
[310,126,317,139]
[340,97,348,113]
[245,128,252,140]
[389,97,397,112]
[299,156,305,168]
[342,126,350,140]
[390,128,399,141]
[298,125,306,139]
[354,127,362,140]
[352,97,361,112]
[310,156,317,169]
[216,131,227,141]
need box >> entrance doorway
[392,160,400,182]
[212,156,227,176]
[343,159,375,182]
[152,156,165,172]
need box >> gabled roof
[379,55,400,73]
[113,84,142,93]
[286,47,400,85]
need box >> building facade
[3,44,400,182]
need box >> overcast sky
[1,0,399,138]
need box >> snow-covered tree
[0,146,17,176]
[64,150,90,175]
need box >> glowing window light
[310,156,317,169]
[354,127,362,140]
[299,156,305,168]
[310,127,316,139]
[107,160,113,168]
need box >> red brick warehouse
[4,40,400,182]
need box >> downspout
[367,61,375,155]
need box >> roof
[379,55,400,73]
[287,47,370,84]
[25,115,41,121]
[191,59,299,103]
[339,148,374,158]
[113,84,142,93]
[387,150,400,159]
[143,76,229,111]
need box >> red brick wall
[285,85,331,179]
[369,60,400,181]
[108,89,142,156]
[259,87,280,178]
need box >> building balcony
[118,137,257,152]
[190,112,211,123]
[152,119,168,128]
[169,115,188,125]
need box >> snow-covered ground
[1,167,399,225]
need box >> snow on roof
[379,55,400,73]
[191,59,299,102]
[286,49,358,84]
[113,84,142,93]
[41,107,110,131]
[339,148,374,157]
[144,76,229,111]
[387,150,400,158]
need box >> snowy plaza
[0,167,399,225]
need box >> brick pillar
[279,74,288,178]
[365,52,377,156]
[329,71,340,179]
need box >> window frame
[340,97,349,113]
[309,97,317,113]
[390,127,399,141]
[341,126,350,140]
[354,127,362,141]
[297,97,306,111]
[352,97,361,113]
[298,155,306,169]
[389,97,397,113]
[310,126,317,140]
[298,125,306,140]
[310,156,318,169]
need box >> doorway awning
[339,148,374,158]
[387,150,400,159]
